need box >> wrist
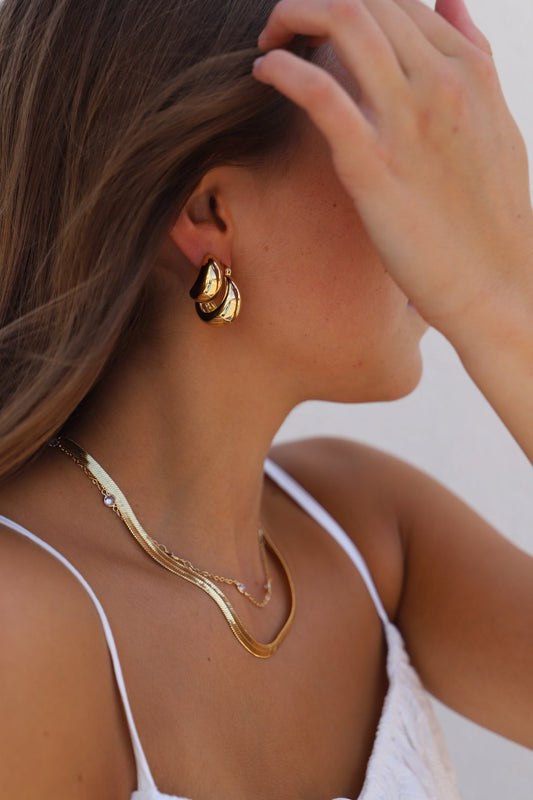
[436,280,533,369]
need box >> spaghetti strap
[264,458,390,627]
[0,514,157,795]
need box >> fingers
[253,48,370,146]
[253,0,502,194]
[255,0,500,130]
[258,0,407,108]
[391,0,477,55]
[258,0,487,71]
[258,0,436,69]
[434,0,493,56]
[253,50,380,189]
[256,0,459,116]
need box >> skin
[1,0,533,797]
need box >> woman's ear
[169,171,235,268]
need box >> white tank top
[0,457,460,800]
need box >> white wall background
[274,1,533,797]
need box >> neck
[64,317,297,581]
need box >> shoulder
[268,436,418,618]
[0,523,135,799]
[269,434,412,491]
[0,521,98,658]
[0,520,106,664]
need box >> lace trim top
[0,457,460,800]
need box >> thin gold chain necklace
[50,436,295,658]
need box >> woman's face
[231,106,428,406]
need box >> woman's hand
[253,0,533,337]
[254,0,533,465]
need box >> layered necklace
[50,436,295,658]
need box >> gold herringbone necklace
[50,436,295,658]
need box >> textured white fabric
[0,457,460,800]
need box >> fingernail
[253,56,265,71]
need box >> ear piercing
[189,255,241,325]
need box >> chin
[367,324,428,403]
[319,342,425,405]
[376,363,424,402]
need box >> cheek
[236,142,424,398]
[239,195,425,402]
[257,213,409,367]
[245,160,405,332]
[277,186,405,332]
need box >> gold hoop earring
[189,255,241,325]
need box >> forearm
[441,278,533,463]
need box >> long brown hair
[0,0,305,480]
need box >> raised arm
[254,0,533,462]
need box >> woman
[0,0,532,797]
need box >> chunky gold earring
[189,255,241,325]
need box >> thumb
[435,0,493,56]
